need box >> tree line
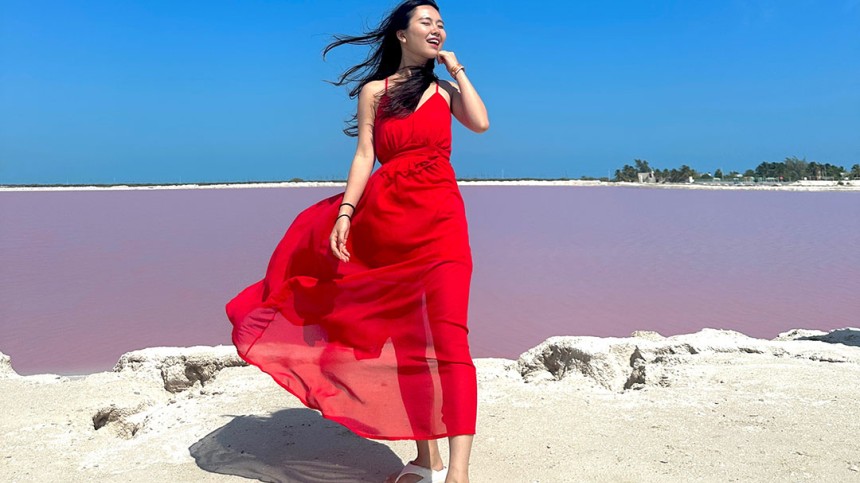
[613,157,860,183]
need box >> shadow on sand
[189,408,404,483]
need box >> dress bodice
[373,80,452,167]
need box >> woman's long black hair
[323,0,441,137]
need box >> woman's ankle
[413,439,444,470]
[410,456,445,471]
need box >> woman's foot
[443,466,469,483]
[384,458,446,483]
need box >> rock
[92,401,156,439]
[631,330,665,341]
[775,328,860,347]
[660,328,767,355]
[516,336,645,392]
[625,347,647,390]
[780,327,860,347]
[0,351,17,378]
[815,328,860,346]
[515,327,860,392]
[774,328,828,341]
[113,345,247,393]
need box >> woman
[225,1,488,482]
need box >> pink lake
[1,186,858,375]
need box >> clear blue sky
[1,0,858,184]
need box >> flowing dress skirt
[225,152,477,440]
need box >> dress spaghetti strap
[435,81,439,93]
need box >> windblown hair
[323,0,441,137]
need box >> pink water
[1,186,857,376]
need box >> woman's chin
[424,47,441,58]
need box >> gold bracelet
[450,65,465,78]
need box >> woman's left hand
[436,50,460,73]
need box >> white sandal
[393,461,448,483]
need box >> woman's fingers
[331,233,349,262]
[338,238,350,261]
[330,223,351,262]
[330,235,341,259]
[437,50,458,69]
[339,226,350,260]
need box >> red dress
[225,79,477,440]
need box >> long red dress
[225,79,477,441]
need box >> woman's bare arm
[340,81,381,209]
[330,81,382,262]
[436,50,489,133]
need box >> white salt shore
[1,179,859,192]
[1,327,859,482]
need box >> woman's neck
[397,53,429,75]
[393,66,426,83]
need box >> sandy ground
[1,328,859,482]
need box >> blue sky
[1,0,858,184]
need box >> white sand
[1,179,858,192]
[1,327,859,482]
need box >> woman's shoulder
[437,79,460,92]
[360,79,388,99]
[436,79,459,107]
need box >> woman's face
[398,6,446,60]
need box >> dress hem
[230,334,477,442]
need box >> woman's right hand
[329,217,351,262]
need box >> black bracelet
[340,202,355,212]
[336,213,352,222]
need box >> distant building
[637,171,656,183]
